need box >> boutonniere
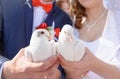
[36,22,60,38]
[24,0,31,8]
[36,23,48,29]
[54,28,60,37]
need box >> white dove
[57,24,86,61]
[25,29,56,62]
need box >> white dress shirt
[32,0,54,31]
[32,6,48,31]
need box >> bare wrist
[81,49,97,71]
[81,52,92,71]
[90,57,103,73]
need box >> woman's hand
[57,47,96,79]
[2,48,60,79]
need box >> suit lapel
[44,2,56,26]
[24,0,33,45]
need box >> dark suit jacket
[0,0,72,59]
[0,0,72,78]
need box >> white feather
[57,24,86,61]
[25,29,56,62]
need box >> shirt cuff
[0,62,6,79]
[0,55,9,79]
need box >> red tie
[32,0,53,13]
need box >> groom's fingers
[57,54,69,67]
[29,55,57,72]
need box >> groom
[0,0,72,59]
[0,0,72,79]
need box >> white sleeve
[103,0,120,10]
[0,55,9,79]
[103,0,120,27]
[110,56,120,70]
[110,45,120,70]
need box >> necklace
[84,10,107,32]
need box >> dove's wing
[32,41,50,62]
[74,39,86,61]
[57,41,75,61]
[25,47,33,61]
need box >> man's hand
[2,48,60,79]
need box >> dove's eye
[40,31,44,34]
[64,31,67,34]
[37,31,44,37]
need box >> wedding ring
[43,76,48,79]
[84,74,89,78]
[81,74,89,78]
[80,74,85,78]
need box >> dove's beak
[45,35,52,41]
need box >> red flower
[36,23,60,38]
[36,23,48,29]
[54,28,60,37]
